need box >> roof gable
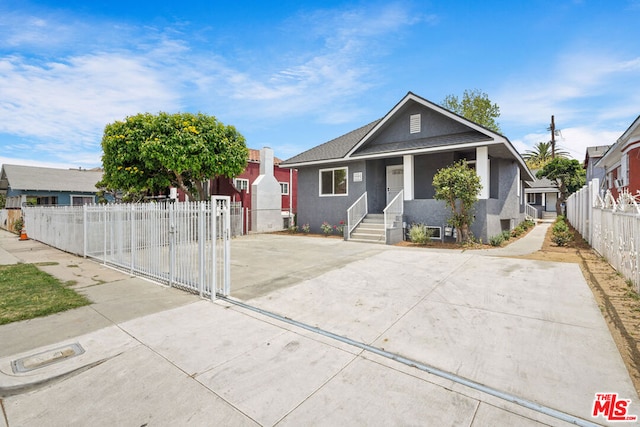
[596,115,640,169]
[351,98,492,157]
[281,91,534,181]
[346,92,502,157]
[0,164,103,193]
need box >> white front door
[386,165,404,204]
[546,192,557,212]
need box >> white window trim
[280,182,289,195]
[319,167,349,197]
[234,178,249,193]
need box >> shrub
[334,220,345,235]
[301,223,310,234]
[551,218,572,246]
[13,217,24,234]
[489,234,504,246]
[500,230,511,241]
[320,222,333,235]
[287,224,298,234]
[408,223,434,245]
[511,225,524,238]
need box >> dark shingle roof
[281,119,381,165]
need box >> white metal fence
[22,198,231,298]
[566,178,640,293]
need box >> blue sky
[1,0,639,169]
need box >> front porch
[346,146,515,244]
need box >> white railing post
[346,192,368,238]
[383,189,404,244]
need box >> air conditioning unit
[614,179,624,189]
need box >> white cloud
[0,53,180,141]
[511,126,622,161]
[0,2,430,166]
[497,51,640,127]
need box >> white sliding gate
[23,197,231,298]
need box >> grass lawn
[0,263,91,325]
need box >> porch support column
[403,154,414,200]
[542,192,546,209]
[476,146,489,199]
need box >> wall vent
[410,114,421,134]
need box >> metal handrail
[347,192,368,238]
[525,203,538,220]
[383,190,404,242]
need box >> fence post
[83,204,88,258]
[130,204,135,275]
[168,203,175,288]
[590,178,599,244]
[223,197,231,296]
[211,197,217,301]
[198,201,206,298]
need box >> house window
[320,167,348,196]
[280,182,289,195]
[71,196,94,206]
[527,193,537,204]
[235,178,249,193]
[36,196,58,206]
[410,114,421,134]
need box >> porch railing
[383,189,404,237]
[347,192,368,237]
[525,203,538,220]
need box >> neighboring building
[524,172,559,219]
[583,145,610,193]
[280,92,534,243]
[0,164,103,208]
[596,115,640,199]
[184,148,298,232]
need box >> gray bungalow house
[281,92,535,244]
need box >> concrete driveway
[0,228,637,426]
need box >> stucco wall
[297,156,525,240]
[296,161,367,233]
[367,101,472,147]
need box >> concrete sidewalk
[0,224,637,426]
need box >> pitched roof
[0,164,103,193]
[248,148,283,164]
[281,120,381,165]
[281,91,534,181]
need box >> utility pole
[550,115,556,159]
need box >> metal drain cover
[12,343,85,373]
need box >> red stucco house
[178,148,297,233]
[596,115,640,199]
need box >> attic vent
[410,114,421,134]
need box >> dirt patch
[515,224,640,395]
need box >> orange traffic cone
[19,227,28,241]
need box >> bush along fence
[21,199,232,299]
[566,178,640,293]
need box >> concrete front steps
[541,211,557,220]
[349,214,386,243]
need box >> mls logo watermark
[592,393,638,422]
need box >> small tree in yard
[98,112,248,201]
[433,160,482,243]
[536,158,585,216]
